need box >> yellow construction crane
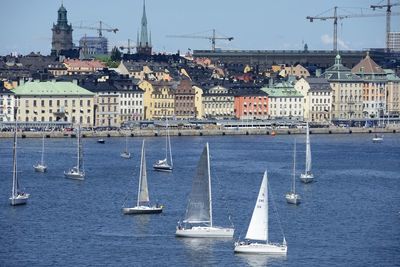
[166,29,233,51]
[306,6,400,51]
[371,0,400,50]
[74,21,118,37]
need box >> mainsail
[137,140,150,206]
[183,143,211,225]
[245,171,268,242]
[305,123,312,174]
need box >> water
[0,134,399,266]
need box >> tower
[136,0,152,55]
[51,4,73,56]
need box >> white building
[0,84,15,122]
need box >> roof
[0,83,14,94]
[322,54,361,82]
[351,53,385,75]
[261,82,303,97]
[64,59,105,69]
[12,81,95,96]
[304,77,332,91]
[234,88,268,97]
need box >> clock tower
[51,4,73,56]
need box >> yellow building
[13,81,95,127]
[193,86,203,119]
[139,80,175,119]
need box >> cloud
[321,34,350,50]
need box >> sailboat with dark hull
[153,118,173,172]
[123,140,163,215]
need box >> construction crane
[306,6,400,52]
[119,39,136,54]
[166,29,233,51]
[74,21,118,37]
[371,0,400,50]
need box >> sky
[0,0,399,55]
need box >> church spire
[137,0,152,55]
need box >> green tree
[110,46,122,61]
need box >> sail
[245,171,268,242]
[11,126,18,197]
[183,144,211,224]
[137,141,150,206]
[305,123,312,174]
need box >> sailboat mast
[206,142,213,227]
[165,118,168,160]
[12,122,18,197]
[293,139,296,193]
[77,125,81,171]
[137,140,144,206]
[41,133,45,165]
[167,119,173,167]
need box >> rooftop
[13,81,95,96]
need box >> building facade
[322,55,363,120]
[202,85,235,119]
[234,88,268,120]
[139,80,175,120]
[0,84,15,122]
[295,77,332,122]
[385,69,400,117]
[174,78,196,119]
[13,81,95,127]
[388,32,400,52]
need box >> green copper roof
[13,81,95,96]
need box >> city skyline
[1,0,399,55]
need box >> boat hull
[176,226,234,238]
[64,171,85,180]
[285,193,301,205]
[120,153,131,159]
[300,173,314,183]
[33,164,47,172]
[234,242,287,255]
[153,165,173,172]
[9,194,30,206]
[122,206,163,215]
[372,138,383,143]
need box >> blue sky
[0,0,398,55]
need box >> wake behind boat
[234,171,287,254]
[122,140,163,215]
[176,143,234,238]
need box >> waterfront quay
[1,125,398,138]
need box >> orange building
[234,88,269,119]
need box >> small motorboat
[97,139,105,144]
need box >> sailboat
[300,122,313,183]
[120,135,131,159]
[153,118,173,172]
[285,139,301,205]
[122,140,163,214]
[64,125,85,180]
[176,143,234,238]
[234,171,287,254]
[10,123,30,206]
[33,134,47,172]
[372,133,383,143]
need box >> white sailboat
[120,135,131,159]
[234,171,287,254]
[123,140,163,214]
[300,122,313,183]
[153,118,173,172]
[33,134,47,172]
[286,140,301,205]
[64,125,85,180]
[372,133,383,143]
[10,123,30,206]
[176,143,234,238]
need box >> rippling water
[0,133,399,266]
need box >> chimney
[19,78,25,86]
[315,69,321,77]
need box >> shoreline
[0,126,398,138]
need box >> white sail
[40,134,45,165]
[137,140,150,206]
[11,125,18,197]
[245,171,268,241]
[305,123,312,174]
[183,143,211,225]
[167,119,173,168]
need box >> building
[261,82,304,120]
[193,85,203,119]
[322,54,363,120]
[385,69,400,117]
[202,85,235,119]
[295,77,332,122]
[351,53,387,118]
[0,82,15,122]
[64,59,105,75]
[278,64,310,78]
[115,80,144,123]
[388,32,400,52]
[234,88,268,120]
[136,1,152,55]
[79,36,108,56]
[139,80,175,120]
[117,61,171,81]
[174,77,196,119]
[51,4,73,56]
[13,81,95,127]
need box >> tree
[110,46,122,61]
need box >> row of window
[24,99,91,108]
[120,100,142,106]
[270,104,302,109]
[269,98,302,102]
[311,98,330,104]
[23,109,90,114]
